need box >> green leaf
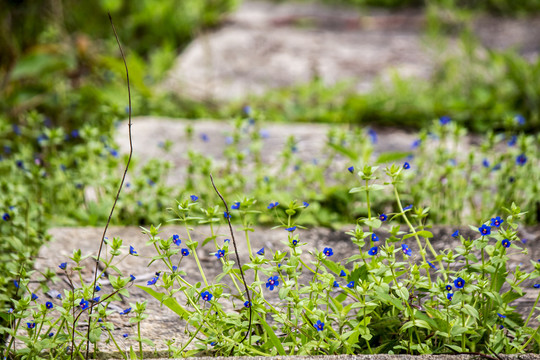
[375,152,410,164]
[362,219,382,229]
[137,285,189,321]
[130,346,137,360]
[89,328,102,343]
[254,312,286,355]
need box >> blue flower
[231,202,240,210]
[403,205,413,211]
[411,139,421,149]
[200,133,209,142]
[27,322,36,329]
[478,224,491,236]
[71,129,80,138]
[120,307,131,315]
[492,163,501,171]
[172,234,181,246]
[347,166,354,174]
[439,116,451,125]
[333,281,340,287]
[401,244,412,256]
[339,270,346,277]
[147,277,158,286]
[257,247,265,255]
[347,281,355,288]
[190,195,198,202]
[379,214,387,221]
[215,249,225,259]
[323,247,333,257]
[314,320,325,331]
[403,162,410,170]
[515,115,525,125]
[59,262,67,270]
[93,296,101,302]
[508,135,517,146]
[482,159,490,168]
[224,239,230,243]
[129,246,137,255]
[48,332,54,337]
[447,293,453,301]
[201,291,213,301]
[497,313,506,318]
[56,294,62,300]
[303,202,309,207]
[454,277,465,289]
[242,105,252,116]
[123,333,129,338]
[516,154,527,166]
[13,280,19,288]
[80,299,89,310]
[490,217,504,227]
[285,226,297,232]
[371,234,379,242]
[46,302,53,309]
[368,128,377,144]
[445,285,452,292]
[534,284,540,289]
[3,213,10,221]
[267,202,279,209]
[109,149,119,157]
[244,301,251,308]
[31,293,38,301]
[130,274,136,282]
[181,248,190,256]
[172,266,177,272]
[427,261,438,270]
[266,276,279,291]
[292,239,298,246]
[502,239,510,248]
[368,247,378,256]
[95,285,101,292]
[223,211,231,219]
[452,230,459,238]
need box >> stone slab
[26,224,540,358]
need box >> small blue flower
[371,234,379,242]
[215,249,225,259]
[490,217,504,227]
[439,116,451,125]
[201,291,213,301]
[427,261,438,270]
[59,262,67,270]
[223,211,231,219]
[534,284,540,289]
[80,299,89,310]
[368,247,378,256]
[347,281,355,288]
[303,202,309,208]
[46,302,53,309]
[516,154,527,166]
[266,276,279,291]
[411,139,421,149]
[482,159,490,168]
[224,239,230,243]
[172,266,177,272]
[123,333,129,338]
[244,301,251,308]
[3,213,10,221]
[497,313,506,318]
[454,277,465,289]
[120,307,131,315]
[13,280,19,288]
[285,226,297,232]
[340,270,346,277]
[368,128,377,144]
[267,202,279,209]
[48,332,54,337]
[190,195,198,202]
[347,166,354,174]
[172,234,181,246]
[109,149,119,157]
[27,322,36,329]
[257,248,265,256]
[147,277,158,286]
[379,214,387,221]
[445,285,452,292]
[242,105,252,116]
[31,293,38,301]
[447,293,453,301]
[93,296,101,303]
[492,163,501,171]
[403,162,410,170]
[333,281,340,287]
[452,230,459,238]
[323,247,333,257]
[181,248,190,256]
[130,274,136,282]
[479,224,491,236]
[231,202,240,210]
[403,205,413,211]
[56,294,62,300]
[200,133,209,142]
[515,115,525,125]
[501,239,510,248]
[129,246,137,255]
[291,239,298,246]
[401,244,412,256]
[508,135,517,146]
[95,285,101,292]
[314,320,325,331]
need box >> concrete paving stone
[25,224,540,358]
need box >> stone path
[162,0,540,102]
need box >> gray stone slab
[26,224,540,357]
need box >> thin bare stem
[209,174,252,344]
[85,13,133,358]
